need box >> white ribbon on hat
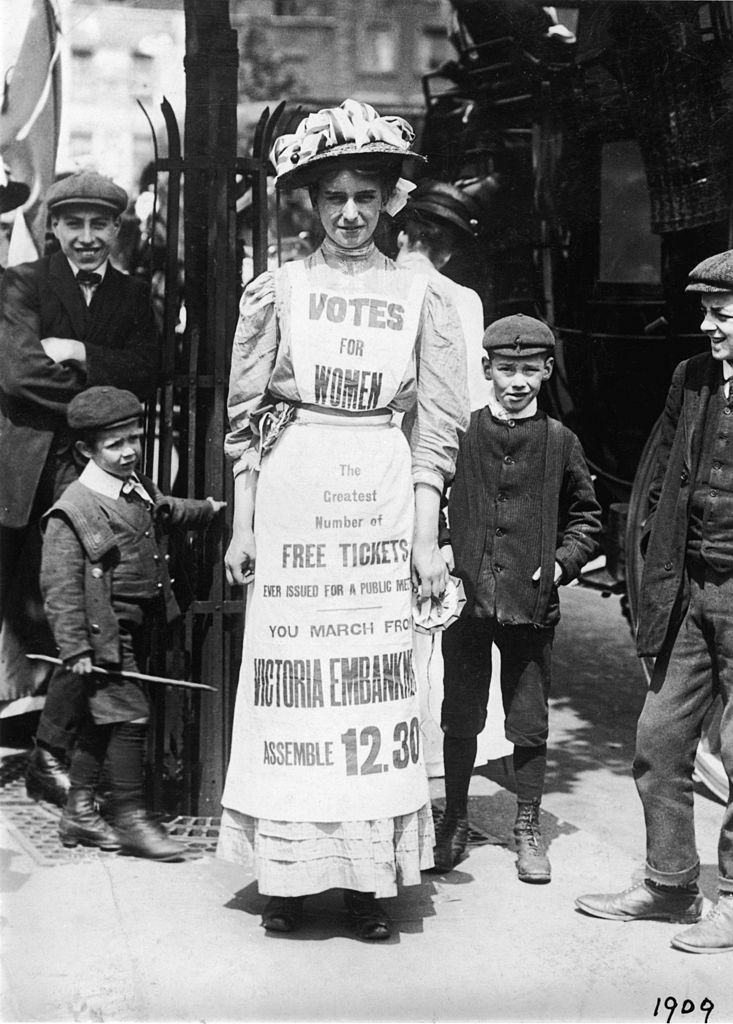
[384,177,417,217]
[271,99,415,181]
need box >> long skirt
[217,806,435,898]
[217,411,434,895]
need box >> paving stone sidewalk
[1,760,730,1024]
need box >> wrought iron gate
[139,98,286,815]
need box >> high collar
[319,236,378,273]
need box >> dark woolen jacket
[0,252,159,527]
[40,476,214,666]
[441,409,601,627]
[637,352,727,657]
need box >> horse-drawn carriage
[418,0,733,799]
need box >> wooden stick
[26,654,217,693]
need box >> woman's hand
[412,538,449,600]
[225,529,256,586]
[225,470,258,586]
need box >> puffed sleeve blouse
[225,245,469,494]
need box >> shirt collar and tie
[79,459,152,504]
[68,258,108,305]
[724,360,733,400]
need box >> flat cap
[686,250,733,294]
[406,180,480,237]
[67,387,143,431]
[46,171,128,216]
[483,313,555,354]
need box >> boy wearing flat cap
[577,250,733,954]
[434,314,601,881]
[40,386,224,860]
[0,167,159,806]
[0,169,159,807]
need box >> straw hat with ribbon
[270,99,426,214]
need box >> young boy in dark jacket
[434,314,601,882]
[41,386,224,859]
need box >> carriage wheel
[626,419,727,803]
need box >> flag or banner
[7,206,40,264]
[0,0,62,262]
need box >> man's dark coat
[0,251,159,528]
[637,352,722,657]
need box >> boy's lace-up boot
[59,786,120,851]
[59,739,120,850]
[432,814,469,873]
[26,742,70,808]
[60,786,121,850]
[114,808,185,861]
[107,722,185,861]
[514,799,551,883]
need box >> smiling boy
[0,170,159,807]
[577,250,733,954]
[433,314,601,880]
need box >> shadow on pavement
[0,845,32,894]
[471,591,646,800]
[469,768,578,850]
[224,877,438,942]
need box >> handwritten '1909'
[653,997,714,1023]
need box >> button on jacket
[441,409,601,628]
[40,474,215,666]
[638,352,733,657]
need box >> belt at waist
[293,403,393,427]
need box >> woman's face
[313,168,385,249]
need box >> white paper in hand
[411,576,466,634]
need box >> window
[70,48,95,100]
[68,131,93,164]
[361,23,397,73]
[417,25,448,72]
[132,133,152,173]
[599,140,660,284]
[131,51,154,99]
[273,1,334,15]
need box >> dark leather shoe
[25,745,70,808]
[115,810,185,861]
[576,881,703,923]
[262,896,304,933]
[59,809,120,851]
[343,890,392,941]
[432,815,469,873]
